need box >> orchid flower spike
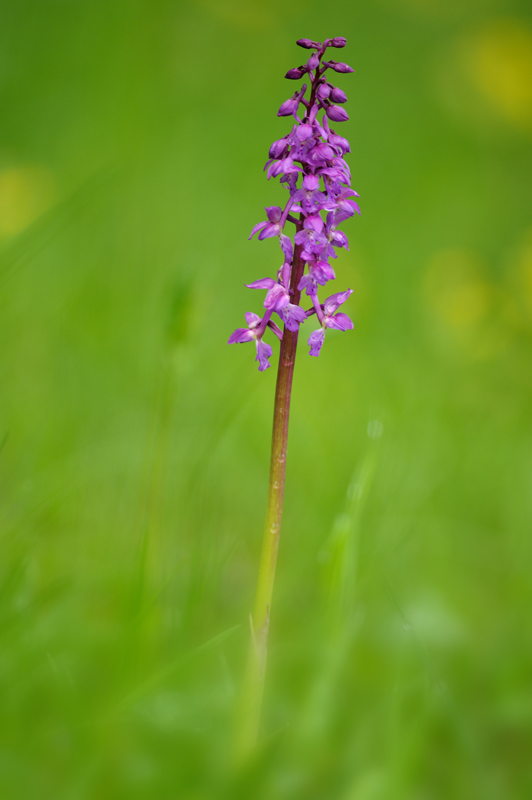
[229,36,359,370]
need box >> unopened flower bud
[285,66,307,79]
[326,104,349,122]
[317,83,331,100]
[332,62,354,73]
[269,137,289,158]
[296,38,315,49]
[331,37,347,47]
[307,53,320,70]
[330,86,347,103]
[278,93,300,117]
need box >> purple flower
[307,289,354,356]
[228,312,274,371]
[248,206,283,240]
[332,188,361,223]
[298,259,336,295]
[291,182,328,215]
[308,327,326,356]
[327,131,350,154]
[246,277,290,312]
[269,136,289,158]
[279,303,307,331]
[231,35,358,371]
[255,339,274,370]
[325,219,349,256]
[266,156,303,181]
[228,312,262,344]
[307,142,335,166]
[322,288,354,325]
[294,227,328,256]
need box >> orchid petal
[280,303,307,332]
[323,288,353,316]
[326,312,353,331]
[246,278,276,290]
[303,215,324,233]
[280,234,293,260]
[249,221,267,239]
[245,312,262,327]
[258,222,281,240]
[228,328,254,344]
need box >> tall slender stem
[253,233,304,631]
[234,230,305,761]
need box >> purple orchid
[228,36,359,370]
[234,36,363,757]
[308,289,354,356]
[228,311,283,372]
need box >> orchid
[229,36,358,370]
[307,288,354,356]
[232,36,360,762]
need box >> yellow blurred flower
[517,235,532,313]
[0,165,55,240]
[504,229,532,326]
[423,248,512,358]
[464,19,532,130]
[198,0,274,30]
[424,248,492,328]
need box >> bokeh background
[1,0,532,797]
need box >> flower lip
[308,327,325,357]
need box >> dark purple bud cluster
[229,37,359,371]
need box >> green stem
[234,228,305,762]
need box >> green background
[1,0,532,797]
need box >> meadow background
[1,0,532,797]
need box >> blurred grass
[1,0,532,797]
